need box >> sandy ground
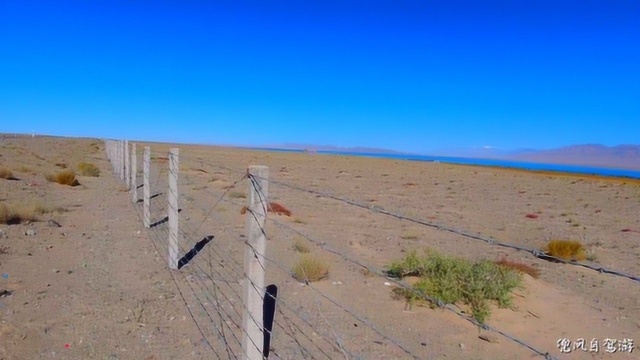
[1,135,639,360]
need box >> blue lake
[249,147,640,180]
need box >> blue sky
[1,1,638,154]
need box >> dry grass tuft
[76,162,100,177]
[494,259,540,278]
[292,255,329,283]
[0,167,14,179]
[16,165,33,173]
[0,202,48,224]
[229,191,245,199]
[45,170,80,186]
[292,239,311,253]
[545,240,587,261]
[400,232,419,240]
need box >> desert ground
[1,135,639,360]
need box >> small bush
[292,239,310,253]
[45,170,80,186]
[545,240,587,261]
[268,202,291,216]
[494,259,540,279]
[240,202,292,216]
[76,162,100,177]
[0,167,13,179]
[292,255,329,283]
[387,250,522,323]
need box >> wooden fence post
[143,146,151,228]
[131,143,137,203]
[125,140,130,189]
[168,148,179,270]
[242,165,269,360]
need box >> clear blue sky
[1,1,638,154]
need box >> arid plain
[1,135,639,359]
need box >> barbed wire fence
[103,139,638,359]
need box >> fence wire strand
[252,174,640,284]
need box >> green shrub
[388,250,522,323]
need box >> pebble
[47,220,62,228]
[0,229,7,238]
[25,229,37,236]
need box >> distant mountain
[503,144,640,170]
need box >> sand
[0,135,638,360]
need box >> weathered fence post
[115,141,119,177]
[112,140,116,174]
[118,140,123,180]
[131,143,137,203]
[143,146,151,228]
[125,140,130,189]
[109,140,113,172]
[242,165,269,360]
[120,140,126,182]
[168,148,179,270]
